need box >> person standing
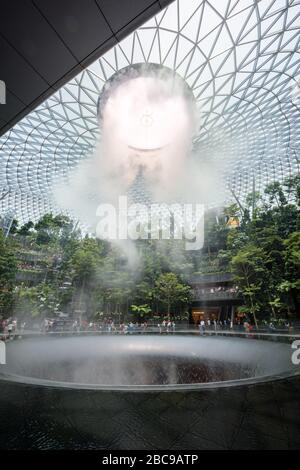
[7,321,14,338]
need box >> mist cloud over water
[3,336,294,386]
[54,67,227,263]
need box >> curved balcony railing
[192,290,240,301]
[15,269,46,282]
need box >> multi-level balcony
[188,258,241,304]
[191,286,240,302]
[14,245,60,285]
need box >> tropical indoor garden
[0,175,299,330]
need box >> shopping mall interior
[0,0,299,452]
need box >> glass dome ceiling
[0,0,299,223]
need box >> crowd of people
[17,262,40,270]
[197,318,235,335]
[71,319,177,334]
[39,318,178,334]
[196,318,293,335]
[0,317,26,338]
[0,316,295,339]
[193,286,238,297]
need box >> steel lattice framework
[0,0,300,223]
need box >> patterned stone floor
[0,374,299,449]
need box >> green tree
[14,284,60,318]
[70,238,104,286]
[0,230,17,316]
[130,304,151,321]
[154,272,190,316]
[231,244,269,328]
[282,231,300,315]
[18,221,34,236]
[35,213,73,245]
[9,219,18,234]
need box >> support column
[231,305,236,324]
